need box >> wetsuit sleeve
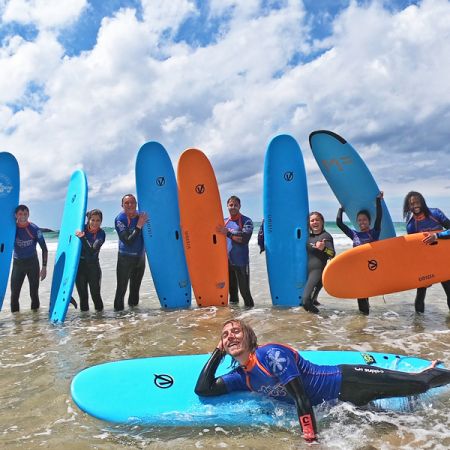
[373,196,383,232]
[437,229,450,239]
[240,218,254,245]
[336,208,354,240]
[323,232,335,259]
[37,229,48,266]
[257,222,265,253]
[285,377,318,442]
[194,349,228,397]
[116,222,142,247]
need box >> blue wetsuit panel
[13,223,46,259]
[115,212,144,257]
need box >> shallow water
[1,238,449,449]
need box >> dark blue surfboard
[49,170,87,323]
[0,152,20,311]
[263,135,309,306]
[71,350,448,426]
[135,142,191,308]
[309,130,396,240]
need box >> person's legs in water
[302,268,321,314]
[235,265,254,307]
[10,260,26,313]
[415,287,427,313]
[338,363,450,406]
[27,256,41,310]
[228,263,239,304]
[357,298,369,315]
[128,256,145,307]
[441,280,450,310]
[75,260,90,311]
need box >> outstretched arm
[373,193,383,232]
[336,207,353,240]
[194,348,228,397]
[285,376,318,442]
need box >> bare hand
[137,212,148,228]
[216,225,228,235]
[377,191,384,199]
[315,240,325,251]
[423,232,437,245]
[40,266,47,281]
[75,230,85,238]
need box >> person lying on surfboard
[336,192,384,315]
[195,319,450,443]
[403,191,450,313]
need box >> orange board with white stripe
[177,149,228,307]
[323,233,450,298]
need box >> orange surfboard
[177,149,229,307]
[323,233,450,298]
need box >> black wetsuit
[303,230,335,313]
[75,228,105,312]
[196,347,450,442]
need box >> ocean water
[0,226,449,449]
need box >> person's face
[357,214,370,232]
[15,209,29,224]
[88,214,102,231]
[122,196,137,215]
[227,200,241,217]
[309,214,323,233]
[409,196,422,215]
[221,322,246,357]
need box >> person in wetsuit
[303,212,335,314]
[10,204,48,312]
[114,194,148,311]
[217,196,254,307]
[336,192,384,315]
[195,319,450,443]
[403,191,450,313]
[75,209,105,312]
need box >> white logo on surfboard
[0,174,13,197]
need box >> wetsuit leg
[338,364,450,406]
[27,256,41,310]
[302,268,322,313]
[228,263,239,304]
[235,264,254,307]
[87,261,103,311]
[311,282,322,306]
[114,254,131,311]
[415,287,427,313]
[10,259,26,313]
[128,255,145,307]
[357,298,370,315]
[75,261,90,311]
[440,280,450,310]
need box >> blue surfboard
[0,152,20,311]
[71,350,447,426]
[49,170,87,323]
[309,130,396,240]
[135,142,191,308]
[263,135,309,306]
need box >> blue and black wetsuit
[303,230,335,313]
[336,196,382,315]
[196,344,450,441]
[114,211,145,311]
[406,208,450,312]
[75,227,105,312]
[224,213,254,307]
[11,222,48,312]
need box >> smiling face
[88,214,102,232]
[122,195,137,216]
[409,195,422,216]
[227,199,241,217]
[357,213,370,232]
[15,209,29,225]
[309,213,324,234]
[221,321,247,359]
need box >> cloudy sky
[1,0,449,228]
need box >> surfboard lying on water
[309,130,396,240]
[49,170,87,323]
[177,149,228,307]
[263,134,309,306]
[135,142,191,309]
[0,152,20,311]
[323,232,450,298]
[71,350,447,426]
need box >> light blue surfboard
[71,350,448,426]
[49,170,87,323]
[0,152,20,311]
[309,130,396,240]
[135,142,191,309]
[263,135,309,307]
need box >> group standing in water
[8,190,450,315]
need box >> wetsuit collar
[17,221,30,228]
[242,351,257,372]
[414,212,426,221]
[229,213,242,221]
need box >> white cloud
[3,0,87,28]
[1,0,450,227]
